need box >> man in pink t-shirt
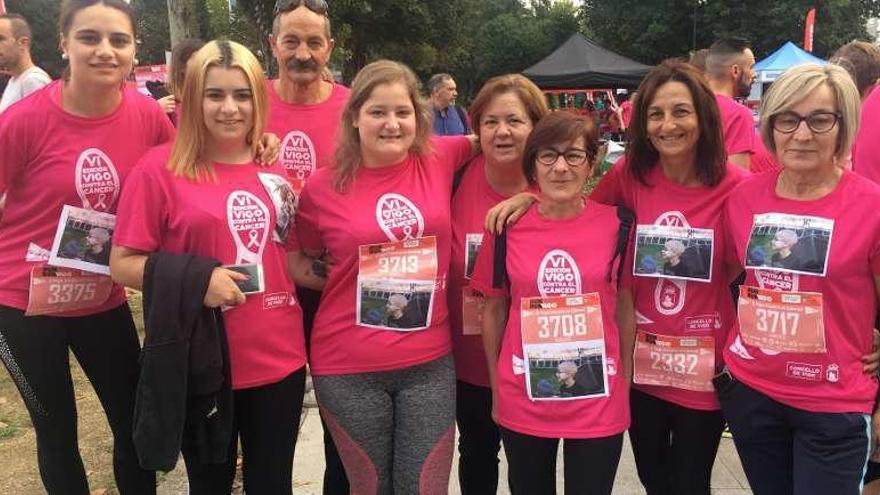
[267,3,350,491]
[706,38,756,171]
[833,41,880,181]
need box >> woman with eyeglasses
[0,1,173,492]
[448,74,548,494]
[486,60,749,495]
[470,111,633,494]
[720,63,880,495]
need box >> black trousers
[181,367,306,494]
[455,380,501,494]
[629,388,726,495]
[298,286,349,495]
[717,372,871,495]
[500,426,623,495]
[0,303,155,495]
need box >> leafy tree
[582,0,880,64]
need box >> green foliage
[583,0,880,64]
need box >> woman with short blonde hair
[722,62,880,495]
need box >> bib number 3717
[737,286,826,353]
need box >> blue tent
[753,41,826,83]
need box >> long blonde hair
[168,40,268,181]
[333,60,433,192]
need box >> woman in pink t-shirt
[111,41,308,493]
[0,2,173,492]
[591,60,748,495]
[449,74,548,494]
[721,63,880,495]
[294,60,477,493]
[470,112,633,494]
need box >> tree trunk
[166,0,200,45]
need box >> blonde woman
[294,59,478,493]
[111,40,307,493]
[721,63,880,495]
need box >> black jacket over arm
[132,252,234,472]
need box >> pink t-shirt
[724,170,880,414]
[295,136,473,375]
[0,82,174,314]
[469,201,630,439]
[853,87,880,183]
[750,136,781,174]
[715,94,755,157]
[449,155,514,387]
[266,81,350,183]
[114,145,306,389]
[591,160,749,410]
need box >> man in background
[0,13,50,114]
[429,73,470,135]
[706,38,756,171]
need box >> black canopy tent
[523,34,651,89]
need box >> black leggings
[455,380,502,495]
[629,389,726,495]
[181,367,306,494]
[0,303,154,495]
[500,426,623,495]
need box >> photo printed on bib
[464,233,484,279]
[226,191,271,265]
[48,205,115,275]
[375,193,425,241]
[521,294,608,400]
[280,131,316,181]
[745,213,834,277]
[258,173,297,244]
[75,148,120,212]
[633,224,713,282]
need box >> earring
[61,53,68,60]
[134,58,139,65]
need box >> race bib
[356,236,438,331]
[744,213,833,277]
[520,293,608,400]
[26,266,112,316]
[738,286,826,353]
[462,286,485,335]
[633,224,713,282]
[48,205,115,276]
[633,331,715,392]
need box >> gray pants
[313,354,456,494]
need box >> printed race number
[738,286,825,353]
[26,266,112,315]
[378,255,419,274]
[537,313,588,339]
[47,281,98,304]
[633,331,714,392]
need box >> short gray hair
[427,73,453,94]
[760,63,860,160]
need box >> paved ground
[157,384,753,494]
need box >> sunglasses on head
[273,0,328,16]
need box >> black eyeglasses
[536,148,589,168]
[273,0,328,16]
[771,111,841,134]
